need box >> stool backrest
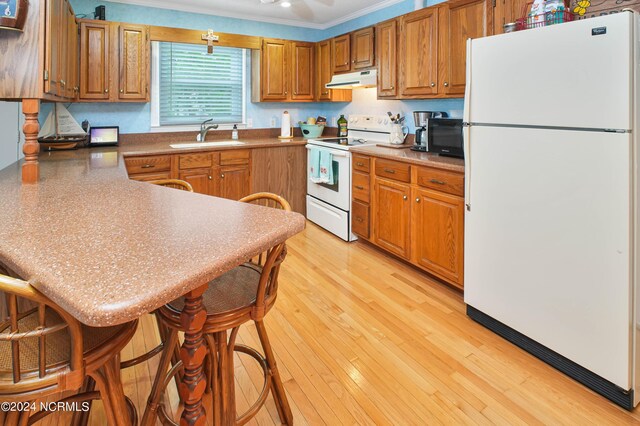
[239,193,292,315]
[148,179,194,192]
[0,268,84,400]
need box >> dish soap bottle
[337,115,348,137]
[231,124,238,140]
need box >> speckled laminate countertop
[0,142,306,327]
[120,137,308,157]
[349,145,465,173]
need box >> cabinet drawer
[179,153,214,170]
[375,159,411,183]
[221,149,250,166]
[352,155,370,173]
[352,200,370,239]
[415,167,464,197]
[129,172,172,182]
[352,171,370,203]
[125,155,171,175]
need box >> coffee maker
[411,111,447,152]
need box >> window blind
[158,43,244,126]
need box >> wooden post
[178,284,209,426]
[21,99,40,183]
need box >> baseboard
[466,305,634,410]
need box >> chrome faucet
[198,119,219,141]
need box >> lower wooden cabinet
[125,149,251,200]
[219,165,251,201]
[179,168,216,195]
[356,155,465,289]
[373,178,411,259]
[411,187,464,287]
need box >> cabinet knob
[294,91,298,95]
[416,198,421,203]
[352,60,356,63]
[403,195,408,201]
[208,175,212,180]
[221,174,225,178]
[323,91,329,95]
[355,217,363,223]
[104,89,109,93]
[141,164,154,169]
[343,62,348,65]
[430,82,435,87]
[444,82,449,87]
[120,89,124,93]
[390,85,394,90]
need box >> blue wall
[54,0,463,134]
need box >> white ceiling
[108,0,405,29]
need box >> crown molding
[106,0,406,31]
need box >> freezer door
[467,12,633,131]
[464,126,632,389]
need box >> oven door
[306,145,351,211]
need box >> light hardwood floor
[48,222,640,425]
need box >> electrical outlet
[246,118,253,128]
[270,117,277,128]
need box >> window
[151,42,246,129]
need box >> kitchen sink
[170,141,246,149]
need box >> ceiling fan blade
[291,1,314,20]
[311,0,335,6]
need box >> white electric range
[306,115,393,241]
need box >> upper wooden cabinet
[493,0,529,35]
[396,0,491,99]
[252,38,315,102]
[351,27,375,70]
[118,24,150,100]
[79,21,110,100]
[78,19,150,102]
[0,0,78,100]
[376,19,398,98]
[332,27,375,74]
[440,0,492,96]
[291,41,315,101]
[315,40,352,103]
[398,7,440,98]
[331,34,351,74]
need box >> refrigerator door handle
[464,124,471,211]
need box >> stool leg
[255,320,293,425]
[70,377,96,426]
[89,354,132,426]
[140,327,179,426]
[216,329,237,425]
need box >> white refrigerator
[464,11,640,409]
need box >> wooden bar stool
[0,270,138,426]
[141,192,294,426]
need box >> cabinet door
[79,21,110,100]
[332,34,351,74]
[376,20,397,98]
[219,165,251,201]
[179,168,214,195]
[261,39,289,101]
[118,24,149,101]
[291,41,314,101]
[66,5,78,99]
[373,178,411,259]
[440,0,491,96]
[399,7,439,97]
[316,40,332,101]
[351,27,375,70]
[44,0,63,96]
[412,187,464,287]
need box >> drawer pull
[429,179,446,185]
[356,162,364,167]
[355,185,364,190]
[384,168,396,174]
[141,164,155,169]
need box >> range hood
[325,69,377,89]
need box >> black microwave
[427,118,464,158]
